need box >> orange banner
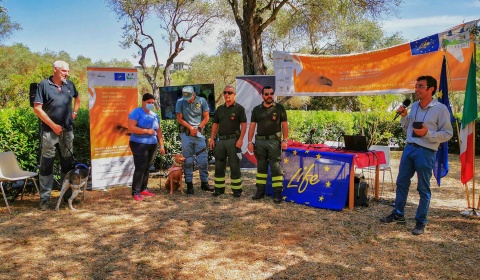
[274,21,476,96]
[88,67,138,190]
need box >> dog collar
[168,166,183,173]
[172,161,183,167]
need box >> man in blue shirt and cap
[175,86,214,194]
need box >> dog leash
[195,147,207,156]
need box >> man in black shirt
[33,61,80,211]
[209,86,247,197]
[247,86,289,203]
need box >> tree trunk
[150,83,160,110]
[239,4,267,76]
[163,66,171,87]
[240,28,267,75]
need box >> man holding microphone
[380,75,453,235]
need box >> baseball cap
[182,86,195,101]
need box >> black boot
[273,188,283,204]
[232,189,243,198]
[200,182,214,192]
[186,182,194,194]
[212,187,225,197]
[251,186,265,200]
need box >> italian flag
[460,56,478,184]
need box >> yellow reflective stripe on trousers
[256,173,268,185]
[214,177,225,188]
[231,178,242,189]
[272,175,283,187]
[231,178,242,184]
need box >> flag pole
[464,183,471,208]
[461,24,479,217]
[470,35,477,213]
[474,37,477,211]
[445,53,472,207]
[475,21,480,210]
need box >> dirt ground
[1,152,479,280]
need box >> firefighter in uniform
[176,86,214,194]
[209,86,247,197]
[247,86,289,203]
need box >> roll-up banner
[236,75,276,169]
[87,67,138,190]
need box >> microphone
[393,99,411,120]
[336,130,345,142]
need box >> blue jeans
[393,144,436,225]
[180,133,208,183]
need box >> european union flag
[272,148,351,210]
[434,56,454,186]
[410,34,440,56]
[114,73,126,81]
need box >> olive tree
[107,0,220,107]
[0,3,21,43]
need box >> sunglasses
[223,91,234,95]
[263,92,274,96]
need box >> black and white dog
[56,164,89,211]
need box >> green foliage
[353,110,405,148]
[287,110,407,148]
[153,118,213,170]
[308,96,361,111]
[72,109,91,165]
[154,119,181,170]
[0,107,40,170]
[0,107,92,170]
[188,51,243,90]
[287,110,355,143]
[2,107,478,172]
[170,70,192,87]
[0,4,21,43]
[0,44,134,109]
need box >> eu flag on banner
[114,73,126,81]
[434,56,454,186]
[410,34,440,56]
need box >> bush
[154,118,213,170]
[287,110,355,144]
[1,107,478,170]
[0,107,94,170]
[0,107,40,170]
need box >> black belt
[256,134,279,140]
[218,134,238,140]
[407,143,436,153]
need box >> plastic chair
[364,145,394,194]
[0,151,40,214]
[324,141,344,148]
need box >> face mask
[145,103,154,111]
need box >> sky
[2,0,480,66]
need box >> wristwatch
[73,111,77,115]
[282,139,288,143]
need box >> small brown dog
[164,154,186,194]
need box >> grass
[1,152,479,279]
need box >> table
[271,142,385,210]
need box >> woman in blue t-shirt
[127,93,165,201]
